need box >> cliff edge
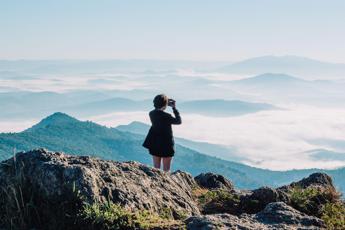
[0,149,343,229]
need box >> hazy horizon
[0,55,344,64]
[1,1,345,171]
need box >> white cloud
[2,71,345,170]
[86,111,150,128]
[88,105,345,170]
[0,74,148,92]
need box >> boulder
[278,172,335,192]
[186,213,267,230]
[186,202,326,230]
[276,173,339,217]
[255,202,325,228]
[194,172,234,190]
[240,186,280,213]
[0,149,200,218]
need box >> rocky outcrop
[1,149,339,230]
[239,186,281,214]
[186,202,326,230]
[256,202,325,228]
[278,172,335,192]
[186,213,267,230]
[195,172,234,191]
[0,149,199,218]
[276,172,339,218]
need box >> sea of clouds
[85,105,345,170]
[1,70,345,170]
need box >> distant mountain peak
[42,112,78,122]
[232,55,328,66]
[216,55,345,79]
[25,112,79,131]
[127,121,148,126]
[235,73,304,84]
[116,121,150,135]
[249,55,320,60]
[251,73,303,81]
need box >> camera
[168,99,175,107]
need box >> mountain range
[216,55,345,79]
[2,56,344,79]
[221,73,345,105]
[0,112,344,194]
[0,90,277,120]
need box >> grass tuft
[80,200,135,230]
[79,200,185,230]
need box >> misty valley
[1,56,345,193]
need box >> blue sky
[1,0,344,62]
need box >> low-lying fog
[1,58,345,170]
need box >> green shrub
[198,189,239,204]
[289,186,320,215]
[289,185,345,229]
[321,202,345,230]
[289,186,340,217]
[193,188,240,214]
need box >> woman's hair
[153,94,169,109]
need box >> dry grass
[191,187,209,198]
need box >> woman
[142,94,182,172]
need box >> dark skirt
[149,149,174,157]
[143,127,175,157]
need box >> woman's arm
[168,107,182,125]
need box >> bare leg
[162,157,172,172]
[153,155,161,169]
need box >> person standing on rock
[143,94,182,172]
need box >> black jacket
[142,108,182,157]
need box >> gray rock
[186,213,267,230]
[255,202,325,228]
[276,173,338,217]
[0,149,334,230]
[186,202,326,230]
[240,186,280,213]
[278,173,335,192]
[195,172,234,190]
[0,149,200,217]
